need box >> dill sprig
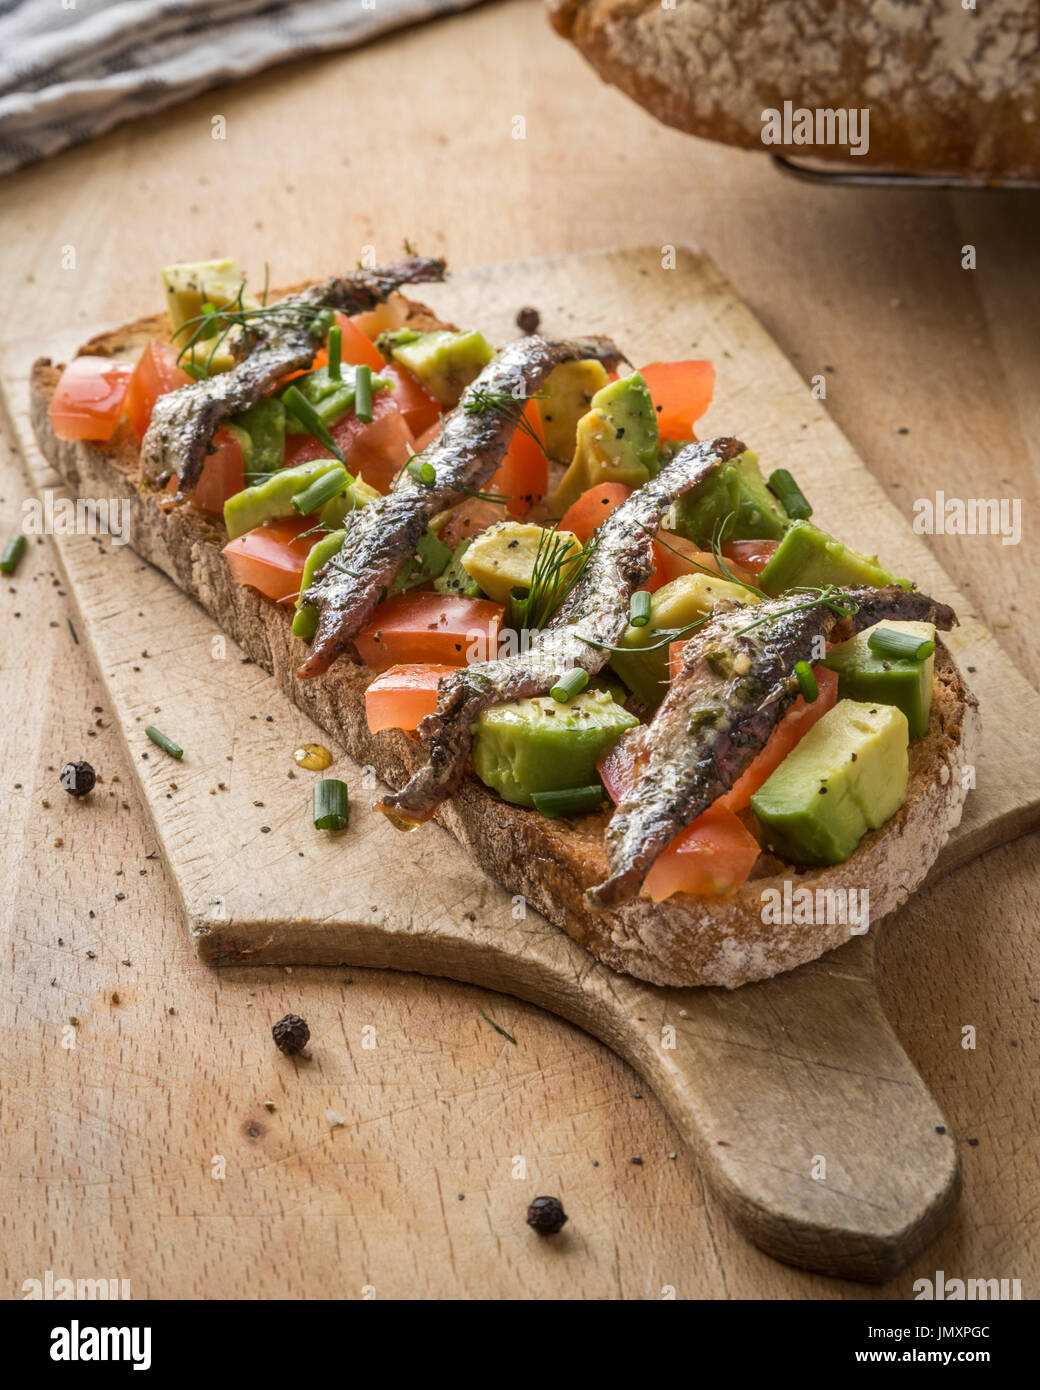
[511,525,596,631]
[464,388,547,455]
[173,275,333,379]
[731,584,859,637]
[579,612,714,656]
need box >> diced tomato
[597,732,639,806]
[380,363,441,437]
[333,312,387,372]
[191,428,245,516]
[278,314,385,388]
[722,540,779,576]
[284,391,415,493]
[355,594,503,672]
[365,663,455,733]
[639,360,715,443]
[49,355,133,442]
[554,483,667,590]
[656,533,756,588]
[642,805,761,902]
[559,483,634,542]
[222,516,320,605]
[124,340,193,441]
[598,733,759,900]
[717,666,839,812]
[413,421,440,452]
[489,402,548,517]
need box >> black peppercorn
[526,1195,568,1236]
[516,305,540,335]
[60,761,96,797]
[272,1013,310,1055]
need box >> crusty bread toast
[29,295,980,988]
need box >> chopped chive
[313,778,350,831]
[407,456,436,486]
[0,534,27,574]
[867,627,935,661]
[291,466,350,516]
[531,784,606,818]
[768,468,812,520]
[282,385,348,467]
[629,589,652,628]
[550,668,590,703]
[145,725,183,760]
[794,660,819,702]
[477,1006,517,1044]
[327,325,342,381]
[355,364,373,423]
[181,361,206,382]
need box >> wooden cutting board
[5,245,1040,1283]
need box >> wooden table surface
[1,0,1036,1300]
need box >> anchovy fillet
[376,437,746,829]
[141,257,447,493]
[297,335,624,679]
[589,585,957,907]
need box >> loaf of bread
[549,0,1040,179]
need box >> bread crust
[549,0,1040,180]
[29,300,979,988]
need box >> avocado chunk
[318,476,381,530]
[388,529,453,596]
[757,520,907,596]
[537,359,611,460]
[223,459,345,540]
[460,521,583,606]
[162,257,258,376]
[230,398,286,477]
[550,371,660,515]
[472,689,638,807]
[751,699,909,865]
[821,620,935,739]
[378,328,494,406]
[293,529,347,640]
[434,538,484,597]
[610,572,759,709]
[674,450,789,547]
[162,257,258,334]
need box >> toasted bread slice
[29,296,979,988]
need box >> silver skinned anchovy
[297,335,624,679]
[141,257,447,494]
[376,437,747,829]
[589,584,957,908]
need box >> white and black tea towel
[0,0,484,176]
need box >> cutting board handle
[555,936,957,1281]
[388,925,958,1283]
[200,905,958,1282]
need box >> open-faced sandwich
[30,256,978,988]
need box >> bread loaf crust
[549,0,1040,179]
[29,298,979,987]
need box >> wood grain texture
[0,0,1036,1298]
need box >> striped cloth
[0,0,484,176]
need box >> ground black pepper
[516,306,540,335]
